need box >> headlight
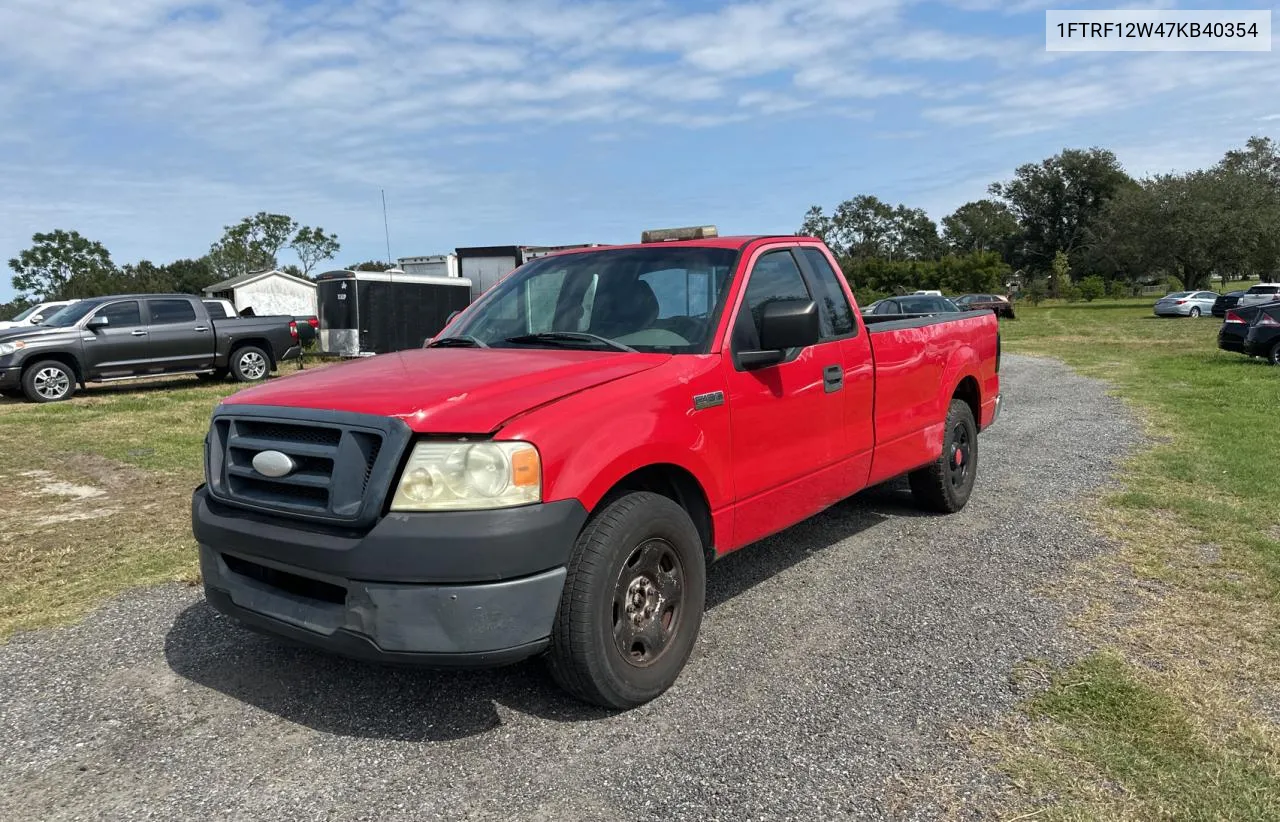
[390,441,541,511]
[0,341,26,356]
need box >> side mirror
[739,299,820,369]
[85,315,109,330]
[29,315,43,324]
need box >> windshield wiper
[504,332,637,353]
[426,335,489,349]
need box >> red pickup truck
[192,227,1002,708]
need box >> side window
[95,301,142,327]
[732,250,811,351]
[147,299,197,325]
[799,247,855,337]
[203,301,231,318]
[875,300,896,315]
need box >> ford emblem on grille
[252,450,297,478]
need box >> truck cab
[192,226,1001,709]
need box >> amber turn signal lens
[511,447,540,487]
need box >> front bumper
[192,485,588,665]
[0,366,19,391]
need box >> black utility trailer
[315,269,473,357]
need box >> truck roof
[544,235,823,256]
[72,293,207,303]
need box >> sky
[1,0,1278,301]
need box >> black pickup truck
[0,294,301,402]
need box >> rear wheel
[1269,340,1280,366]
[230,346,270,382]
[22,360,77,403]
[1189,307,1202,318]
[909,399,978,513]
[547,491,706,709]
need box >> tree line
[1,212,382,318]
[7,135,1278,318]
[800,135,1280,303]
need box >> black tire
[547,491,706,709]
[908,399,978,514]
[21,360,77,403]
[196,369,228,382]
[230,346,270,383]
[1269,340,1280,366]
[1190,307,1201,318]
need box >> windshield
[440,247,739,353]
[10,304,46,322]
[39,301,99,327]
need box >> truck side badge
[692,391,724,411]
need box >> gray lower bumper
[200,546,566,665]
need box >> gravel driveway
[0,354,1138,822]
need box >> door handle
[131,330,148,337]
[823,364,844,393]
[193,326,209,332]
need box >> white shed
[203,269,318,317]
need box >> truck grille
[205,407,409,527]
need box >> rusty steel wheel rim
[612,538,685,668]
[949,421,972,490]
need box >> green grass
[992,298,1280,820]
[0,361,326,636]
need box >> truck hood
[0,325,78,343]
[220,348,671,433]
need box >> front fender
[497,357,733,514]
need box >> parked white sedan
[1154,291,1218,318]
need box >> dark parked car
[1212,290,1246,318]
[1242,302,1280,365]
[1218,300,1280,362]
[0,294,301,402]
[954,293,1015,319]
[862,295,962,316]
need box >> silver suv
[1238,283,1280,308]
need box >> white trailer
[455,244,605,300]
[397,254,459,279]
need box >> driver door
[82,300,149,378]
[722,246,848,548]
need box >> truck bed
[862,309,1001,487]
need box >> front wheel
[22,360,77,403]
[909,399,978,513]
[230,346,270,382]
[547,491,706,709]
